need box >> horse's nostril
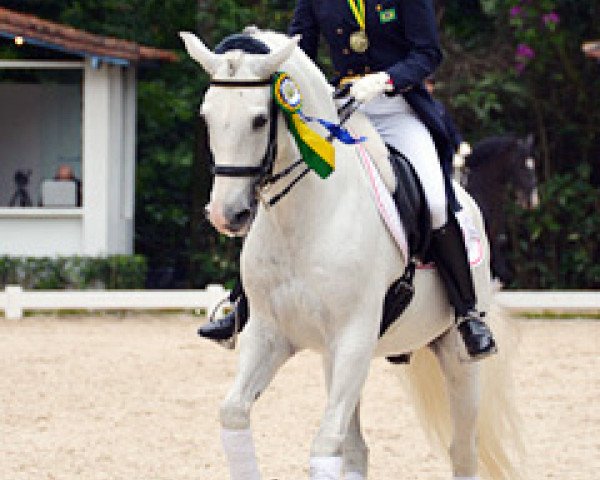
[233,208,252,225]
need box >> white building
[0,7,176,256]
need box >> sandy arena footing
[0,316,598,479]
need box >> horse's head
[180,30,300,236]
[510,134,539,209]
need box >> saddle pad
[355,143,484,268]
[355,142,410,263]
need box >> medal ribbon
[272,72,365,179]
[346,0,366,30]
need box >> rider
[198,0,497,360]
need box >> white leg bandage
[454,477,480,480]
[221,428,261,480]
[344,472,365,480]
[310,456,343,480]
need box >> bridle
[206,76,310,207]
[205,76,360,207]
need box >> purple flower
[509,5,523,17]
[542,12,560,26]
[515,62,527,75]
[516,43,535,60]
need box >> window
[0,67,83,208]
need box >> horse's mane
[214,32,271,55]
[241,26,336,119]
[466,134,519,169]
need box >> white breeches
[361,94,448,229]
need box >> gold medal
[349,30,369,53]
[346,0,368,52]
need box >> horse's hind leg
[430,330,481,479]
[220,321,294,480]
[342,403,368,480]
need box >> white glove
[349,72,393,103]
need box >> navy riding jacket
[289,0,459,209]
[434,98,463,152]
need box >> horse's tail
[399,303,526,479]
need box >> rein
[208,75,311,207]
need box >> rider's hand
[349,72,394,103]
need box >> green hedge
[506,168,600,289]
[0,255,147,290]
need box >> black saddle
[379,146,431,347]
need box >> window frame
[0,60,85,213]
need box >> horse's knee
[219,396,251,430]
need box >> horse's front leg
[311,318,377,480]
[322,356,369,480]
[220,318,294,480]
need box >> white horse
[181,28,524,480]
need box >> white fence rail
[0,284,228,320]
[494,291,600,314]
[0,285,598,320]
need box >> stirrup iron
[207,296,240,350]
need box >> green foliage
[0,256,148,290]
[3,1,598,290]
[451,72,528,138]
[189,236,242,290]
[506,168,600,289]
[439,0,600,178]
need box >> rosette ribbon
[272,72,364,179]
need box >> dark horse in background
[457,134,539,284]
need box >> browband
[210,78,272,88]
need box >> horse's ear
[253,35,301,78]
[179,32,219,76]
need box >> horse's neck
[258,47,359,236]
[467,157,506,192]
[467,159,511,224]
[266,126,360,242]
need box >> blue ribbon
[299,112,366,145]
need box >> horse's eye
[252,114,268,130]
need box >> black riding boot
[430,215,497,361]
[198,281,249,342]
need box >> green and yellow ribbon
[272,73,335,178]
[347,0,366,30]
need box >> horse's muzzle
[206,201,257,237]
